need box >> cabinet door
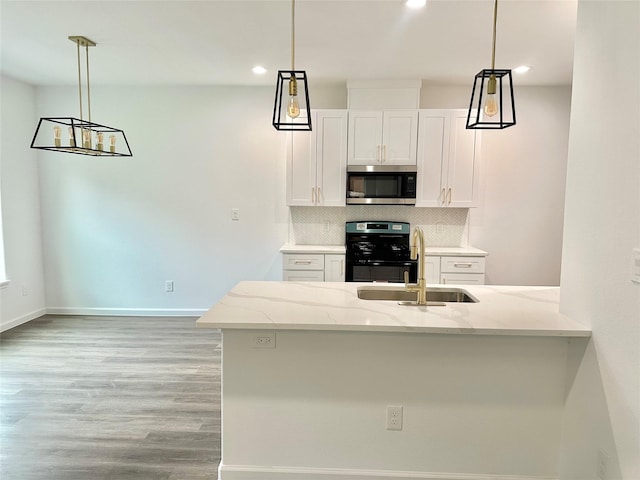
[283,270,325,282]
[415,110,449,207]
[440,273,485,285]
[286,127,315,206]
[316,111,347,206]
[440,256,486,274]
[347,111,383,165]
[324,254,346,282]
[424,256,441,284]
[444,110,479,207]
[382,110,418,165]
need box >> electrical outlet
[21,285,29,296]
[231,208,240,221]
[386,405,403,431]
[165,280,174,293]
[252,333,276,349]
[436,222,445,234]
[597,448,609,480]
[323,220,330,233]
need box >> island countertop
[196,281,591,337]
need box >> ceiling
[0,0,577,88]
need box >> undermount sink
[357,286,478,304]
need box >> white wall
[558,1,640,478]
[0,75,47,330]
[421,85,572,286]
[35,85,336,314]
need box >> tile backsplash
[289,206,469,246]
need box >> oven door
[346,260,417,283]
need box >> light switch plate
[632,248,640,285]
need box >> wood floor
[0,315,221,479]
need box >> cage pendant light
[466,0,516,129]
[272,0,312,131]
[31,36,132,156]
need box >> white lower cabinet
[425,257,441,284]
[439,256,486,285]
[282,253,345,282]
[324,254,346,282]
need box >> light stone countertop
[197,281,591,338]
[279,243,488,256]
[279,243,346,254]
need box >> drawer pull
[294,260,313,265]
[453,263,473,268]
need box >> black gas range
[345,221,417,283]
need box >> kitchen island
[197,282,590,480]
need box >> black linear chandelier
[272,0,312,131]
[31,36,132,156]
[466,0,516,129]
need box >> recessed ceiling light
[406,0,427,9]
[514,65,532,74]
[252,65,267,75]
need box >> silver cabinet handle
[317,187,322,204]
[294,260,312,265]
[383,144,387,163]
[453,263,473,268]
[311,187,316,204]
[376,145,381,163]
[441,188,446,205]
[447,188,452,205]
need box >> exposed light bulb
[483,74,499,117]
[109,135,116,153]
[68,127,76,147]
[287,96,300,119]
[96,132,104,151]
[53,126,61,147]
[483,94,499,117]
[287,78,300,119]
[82,129,92,149]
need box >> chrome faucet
[404,226,427,305]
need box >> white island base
[197,282,591,480]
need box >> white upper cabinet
[416,109,480,207]
[286,110,348,206]
[348,110,418,165]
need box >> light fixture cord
[291,0,295,70]
[490,0,498,69]
[77,41,83,124]
[86,43,92,123]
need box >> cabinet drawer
[440,256,485,274]
[283,254,325,271]
[441,273,485,285]
[283,270,325,282]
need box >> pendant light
[466,0,516,129]
[272,0,312,131]
[31,36,132,156]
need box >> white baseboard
[1,308,47,333]
[45,307,208,317]
[218,465,557,480]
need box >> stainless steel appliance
[346,165,417,205]
[345,221,418,283]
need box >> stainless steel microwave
[346,165,417,205]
